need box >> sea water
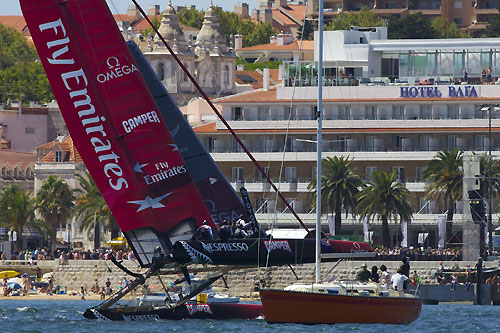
[0,300,497,332]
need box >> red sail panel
[21,0,213,257]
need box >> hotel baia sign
[400,86,479,99]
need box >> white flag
[362,216,369,242]
[401,220,408,247]
[327,214,335,235]
[438,215,446,248]
[485,220,489,246]
[418,232,429,245]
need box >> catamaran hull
[84,302,263,321]
[259,289,422,324]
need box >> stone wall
[35,259,499,298]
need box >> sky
[2,0,257,15]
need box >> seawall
[2,260,498,298]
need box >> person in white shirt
[380,265,391,289]
[391,268,408,292]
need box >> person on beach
[105,278,112,295]
[36,267,42,282]
[80,286,86,300]
[48,277,54,295]
[100,286,106,300]
[380,265,391,289]
[357,263,371,282]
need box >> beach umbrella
[6,282,21,290]
[0,271,20,279]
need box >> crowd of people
[373,246,464,261]
[356,256,420,293]
[192,215,264,241]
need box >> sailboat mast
[315,0,324,284]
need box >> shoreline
[0,294,103,301]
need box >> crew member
[193,220,214,241]
[357,263,371,282]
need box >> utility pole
[488,105,493,257]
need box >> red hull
[259,289,422,324]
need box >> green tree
[477,154,500,198]
[246,22,276,47]
[35,176,75,251]
[139,15,161,37]
[308,156,362,235]
[0,185,49,251]
[326,6,383,31]
[0,62,53,104]
[73,172,119,245]
[0,23,37,69]
[356,170,413,248]
[430,17,470,38]
[177,6,205,29]
[481,10,500,37]
[297,19,315,40]
[388,13,435,39]
[422,149,463,246]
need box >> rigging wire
[130,0,312,235]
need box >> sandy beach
[0,293,103,301]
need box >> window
[13,168,18,178]
[392,135,404,150]
[416,166,426,182]
[366,136,377,152]
[224,65,230,86]
[25,127,35,134]
[419,135,431,151]
[454,18,462,25]
[338,106,350,120]
[365,166,377,182]
[419,197,430,214]
[205,137,215,152]
[392,105,404,120]
[338,136,349,152]
[231,167,244,182]
[447,105,459,119]
[257,106,269,121]
[448,135,458,149]
[1,166,7,178]
[285,167,297,182]
[258,136,271,152]
[454,0,462,8]
[285,106,297,120]
[232,107,243,120]
[393,166,405,182]
[26,168,32,179]
[475,135,488,151]
[157,63,165,81]
[255,197,269,213]
[419,105,432,119]
[285,137,296,152]
[365,106,377,120]
[474,105,488,119]
[55,151,62,162]
[255,167,270,181]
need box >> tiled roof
[39,136,82,163]
[0,16,28,35]
[283,5,306,22]
[133,14,162,32]
[237,39,314,51]
[0,150,36,170]
[235,70,264,89]
[192,122,216,133]
[113,14,131,22]
[272,9,297,26]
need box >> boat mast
[315,0,324,284]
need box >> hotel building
[195,27,500,247]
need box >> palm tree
[308,156,362,235]
[35,175,75,251]
[73,171,119,246]
[477,154,500,198]
[422,149,463,246]
[356,170,413,248]
[0,185,50,251]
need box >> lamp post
[488,105,493,257]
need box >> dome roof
[154,0,191,54]
[194,0,228,55]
